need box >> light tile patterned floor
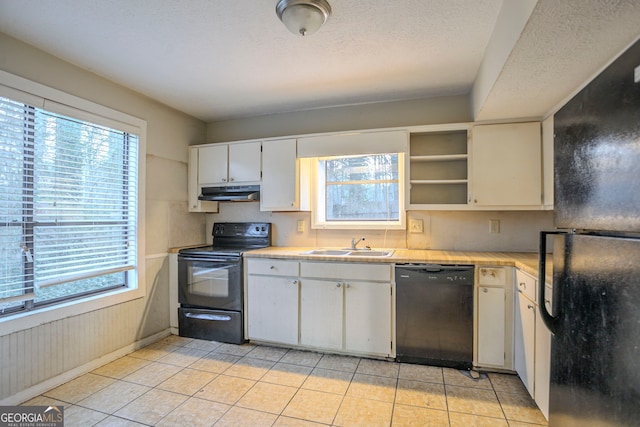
[22,335,549,426]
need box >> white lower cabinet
[475,266,514,370]
[515,288,536,395]
[344,281,391,355]
[477,285,506,367]
[535,300,551,420]
[248,275,299,345]
[246,259,299,345]
[246,258,393,357]
[299,261,393,356]
[514,268,551,420]
[300,279,343,350]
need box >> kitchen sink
[345,250,394,257]
[302,249,351,256]
[301,249,394,257]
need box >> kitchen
[1,1,639,426]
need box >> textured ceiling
[0,1,638,123]
[475,0,640,121]
[0,0,502,121]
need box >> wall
[205,204,553,253]
[207,95,471,143]
[0,32,207,403]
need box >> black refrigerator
[539,37,640,426]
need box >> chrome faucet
[351,236,365,249]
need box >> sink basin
[346,250,394,257]
[302,249,351,256]
[301,249,394,257]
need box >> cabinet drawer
[247,258,299,276]
[300,261,391,282]
[515,270,537,302]
[478,267,507,286]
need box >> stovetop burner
[179,222,271,258]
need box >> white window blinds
[0,94,139,314]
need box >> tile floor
[23,335,548,426]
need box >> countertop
[168,244,209,254]
[244,247,552,284]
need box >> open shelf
[408,129,469,207]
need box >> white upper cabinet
[187,146,218,213]
[198,141,261,185]
[260,138,309,211]
[471,122,542,208]
[229,141,262,183]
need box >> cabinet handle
[229,177,235,182]
[270,265,275,270]
[345,283,350,289]
[222,178,227,182]
[519,282,526,289]
[336,283,342,288]
[528,304,535,310]
[292,280,298,285]
[482,288,488,293]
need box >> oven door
[178,255,242,311]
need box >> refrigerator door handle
[538,230,567,335]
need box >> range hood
[198,185,260,202]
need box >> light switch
[490,219,500,234]
[297,219,305,232]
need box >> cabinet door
[515,291,536,397]
[261,139,298,211]
[535,302,551,419]
[198,144,229,185]
[228,141,261,183]
[344,281,391,355]
[476,286,505,367]
[471,122,541,207]
[300,279,343,350]
[247,275,298,345]
[188,147,219,212]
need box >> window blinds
[0,95,138,313]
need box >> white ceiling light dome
[276,0,331,36]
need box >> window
[313,153,405,229]
[0,94,139,316]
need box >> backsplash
[204,203,554,253]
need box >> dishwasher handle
[395,263,474,273]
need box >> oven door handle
[185,312,232,322]
[178,255,240,263]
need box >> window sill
[0,283,145,336]
[311,220,406,230]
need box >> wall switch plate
[409,218,424,233]
[490,219,500,234]
[297,219,305,232]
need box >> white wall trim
[0,329,172,406]
[146,252,169,260]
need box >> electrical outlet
[409,218,424,233]
[297,219,305,232]
[490,219,500,234]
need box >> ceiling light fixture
[276,0,331,36]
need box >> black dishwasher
[395,264,474,369]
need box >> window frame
[311,152,406,230]
[0,70,146,335]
